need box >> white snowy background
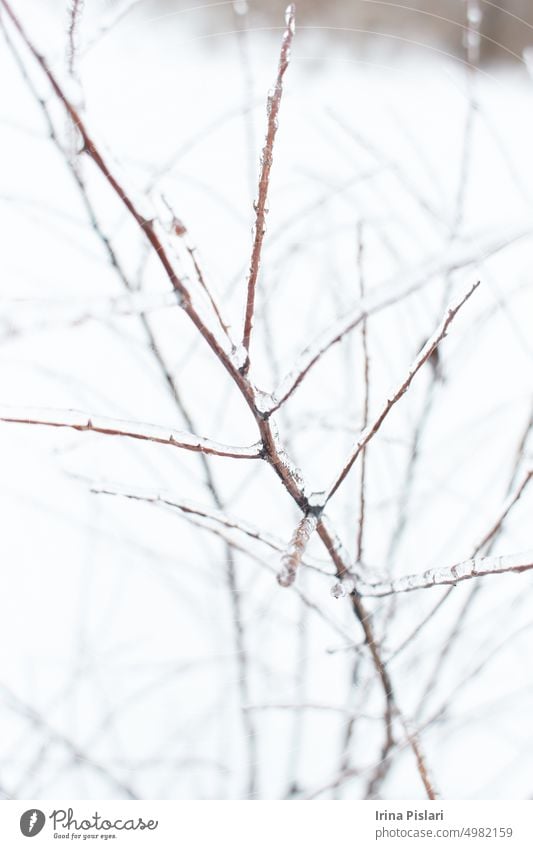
[0,0,532,799]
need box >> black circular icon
[20,810,46,837]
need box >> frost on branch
[278,514,319,588]
[241,1,295,364]
[358,549,533,597]
[0,407,262,460]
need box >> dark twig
[0,407,261,459]
[241,4,295,369]
[359,544,533,598]
[326,280,481,503]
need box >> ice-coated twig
[161,196,231,341]
[0,0,256,408]
[241,3,295,368]
[0,407,261,460]
[325,280,481,503]
[358,549,533,597]
[2,0,438,797]
[90,482,333,574]
[277,513,319,588]
[268,236,524,414]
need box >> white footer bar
[1,800,532,848]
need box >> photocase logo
[20,809,46,837]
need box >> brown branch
[359,546,533,598]
[241,3,295,367]
[269,234,525,415]
[0,0,256,411]
[2,1,437,797]
[325,280,481,503]
[0,407,261,460]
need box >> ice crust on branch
[241,3,295,364]
[325,279,481,502]
[357,549,533,596]
[269,234,526,413]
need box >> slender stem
[0,408,261,459]
[241,4,295,368]
[326,280,480,503]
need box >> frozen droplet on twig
[277,567,293,588]
[331,572,356,598]
[330,582,346,599]
[253,387,275,416]
[285,4,296,34]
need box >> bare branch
[325,280,481,503]
[0,682,138,799]
[241,3,295,367]
[0,406,261,460]
[269,236,524,414]
[359,546,533,598]
[162,197,231,342]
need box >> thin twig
[162,197,231,341]
[67,0,84,76]
[241,3,295,368]
[325,280,481,503]
[0,0,255,407]
[355,222,370,564]
[268,233,525,415]
[2,1,438,797]
[389,404,533,666]
[0,407,261,459]
[359,546,533,597]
